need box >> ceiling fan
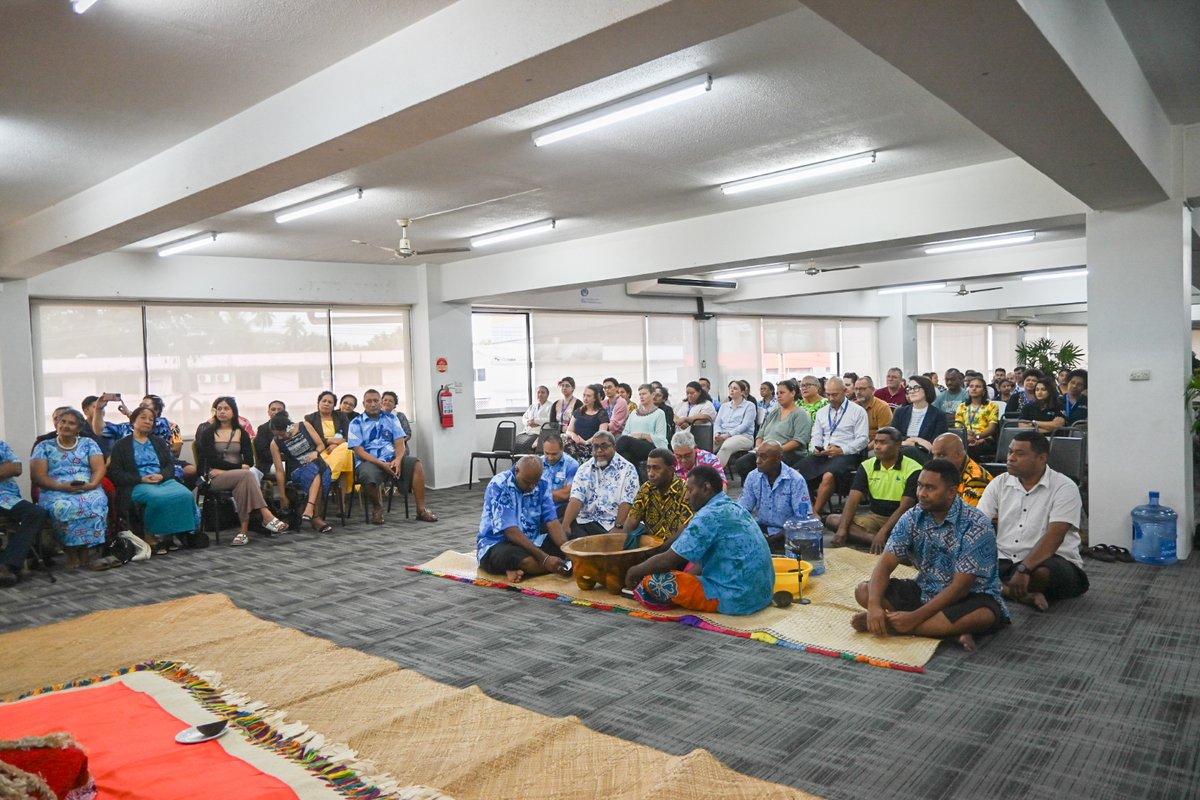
[803,260,860,276]
[353,218,470,259]
[944,283,1002,296]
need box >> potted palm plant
[1014,336,1085,377]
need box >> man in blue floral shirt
[626,466,775,616]
[738,441,812,551]
[853,458,1009,651]
[562,432,639,538]
[477,456,570,582]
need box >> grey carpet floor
[2,482,1198,800]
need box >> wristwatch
[1015,562,1031,575]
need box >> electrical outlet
[1130,369,1151,381]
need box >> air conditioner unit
[625,277,738,298]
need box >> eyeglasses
[906,385,923,392]
[801,383,819,389]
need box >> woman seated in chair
[270,414,332,533]
[563,383,610,462]
[1019,377,1067,435]
[673,381,716,432]
[306,391,354,497]
[955,375,1000,460]
[29,408,108,568]
[339,394,360,421]
[196,395,288,546]
[616,383,669,465]
[108,406,200,555]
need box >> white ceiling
[124,6,1012,264]
[0,0,453,226]
[1,0,1193,299]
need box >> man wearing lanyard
[800,379,870,517]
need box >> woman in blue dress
[30,408,108,568]
[108,406,200,554]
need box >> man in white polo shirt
[801,378,869,516]
[977,430,1088,611]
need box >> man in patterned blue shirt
[738,442,812,552]
[853,458,1009,651]
[0,440,49,587]
[477,456,570,583]
[626,466,774,616]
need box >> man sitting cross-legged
[827,427,922,553]
[853,458,1010,652]
[930,432,992,507]
[562,431,640,538]
[477,456,572,583]
[615,449,692,544]
[977,430,1088,611]
[738,441,813,553]
[539,435,578,519]
[625,466,775,615]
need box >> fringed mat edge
[405,567,925,673]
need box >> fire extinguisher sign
[435,357,448,373]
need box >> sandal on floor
[230,532,249,547]
[416,509,438,523]
[1084,544,1116,562]
[152,541,169,556]
[313,519,333,533]
[1107,545,1135,563]
[264,518,289,533]
[301,500,315,524]
[165,537,181,552]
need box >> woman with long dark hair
[890,375,947,463]
[1020,377,1067,435]
[563,383,610,462]
[196,396,288,546]
[306,391,354,496]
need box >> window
[717,316,877,388]
[646,316,699,392]
[144,306,330,436]
[33,302,412,440]
[918,321,1024,375]
[32,303,145,428]
[330,309,412,410]
[472,312,531,414]
[473,310,700,412]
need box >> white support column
[877,296,917,376]
[697,317,719,382]
[0,281,38,493]
[1087,201,1194,557]
[410,265,477,490]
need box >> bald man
[930,433,993,507]
[738,441,813,551]
[477,455,571,582]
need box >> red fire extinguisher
[438,385,454,429]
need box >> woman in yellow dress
[305,391,354,497]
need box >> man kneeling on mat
[853,458,1010,651]
[625,466,774,616]
[477,456,572,583]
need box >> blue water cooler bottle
[1131,491,1178,566]
[783,501,825,576]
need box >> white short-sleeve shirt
[977,467,1083,567]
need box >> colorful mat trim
[8,661,409,800]
[405,567,924,673]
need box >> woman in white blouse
[673,381,716,431]
[713,381,757,468]
[514,385,552,453]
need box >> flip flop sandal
[316,522,334,533]
[1085,544,1116,562]
[264,518,289,533]
[152,542,170,556]
[416,509,439,523]
[230,533,249,547]
[1108,545,1136,563]
[165,538,181,552]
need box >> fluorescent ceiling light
[877,282,946,295]
[470,219,556,247]
[923,231,1035,255]
[274,186,362,223]
[712,264,790,280]
[1022,268,1088,282]
[531,73,712,147]
[72,0,100,12]
[157,231,217,257]
[720,151,877,195]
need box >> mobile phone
[70,480,85,486]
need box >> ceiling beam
[438,157,1086,302]
[802,0,1172,210]
[0,0,795,278]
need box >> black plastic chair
[983,426,1021,475]
[691,423,715,454]
[1048,434,1086,484]
[192,441,236,544]
[470,420,517,487]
